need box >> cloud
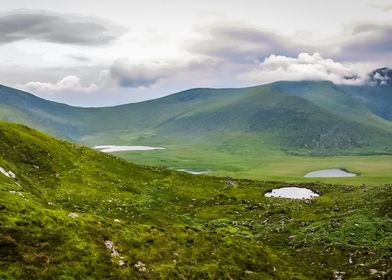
[110,60,176,88]
[109,57,223,88]
[21,75,101,93]
[335,24,392,62]
[239,53,363,85]
[189,24,311,63]
[188,22,392,66]
[0,10,126,45]
[66,55,92,62]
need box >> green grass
[0,121,391,279]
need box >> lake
[94,145,165,152]
[304,168,357,178]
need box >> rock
[68,212,79,219]
[348,254,353,264]
[114,219,121,223]
[369,269,378,275]
[104,240,120,257]
[224,177,237,187]
[333,270,345,280]
[134,261,146,272]
[0,167,16,179]
[118,260,126,267]
[288,235,296,240]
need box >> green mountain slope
[341,84,392,121]
[146,82,392,152]
[1,81,392,155]
[0,121,391,279]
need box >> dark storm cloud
[189,25,313,63]
[0,11,126,45]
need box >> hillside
[1,81,392,155]
[0,121,391,279]
[1,81,392,185]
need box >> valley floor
[105,146,392,186]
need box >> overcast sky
[0,0,391,106]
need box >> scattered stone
[104,240,119,257]
[68,212,79,219]
[0,167,16,178]
[48,202,54,206]
[225,177,237,187]
[114,219,121,223]
[369,269,378,275]
[118,260,126,267]
[245,270,254,274]
[348,254,353,264]
[288,235,296,240]
[9,191,23,197]
[333,270,345,280]
[134,261,147,272]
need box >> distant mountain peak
[367,67,392,86]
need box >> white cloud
[239,53,365,85]
[21,75,100,93]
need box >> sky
[0,0,391,107]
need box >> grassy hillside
[2,82,392,154]
[1,82,392,185]
[341,84,392,121]
[0,121,391,279]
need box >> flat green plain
[101,141,392,186]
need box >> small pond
[265,187,320,199]
[94,145,165,153]
[304,169,357,178]
[177,169,209,175]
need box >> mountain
[0,84,90,138]
[1,80,392,155]
[0,121,391,279]
[367,67,392,86]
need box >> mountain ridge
[0,79,392,155]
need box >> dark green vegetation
[1,75,392,184]
[0,121,391,279]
